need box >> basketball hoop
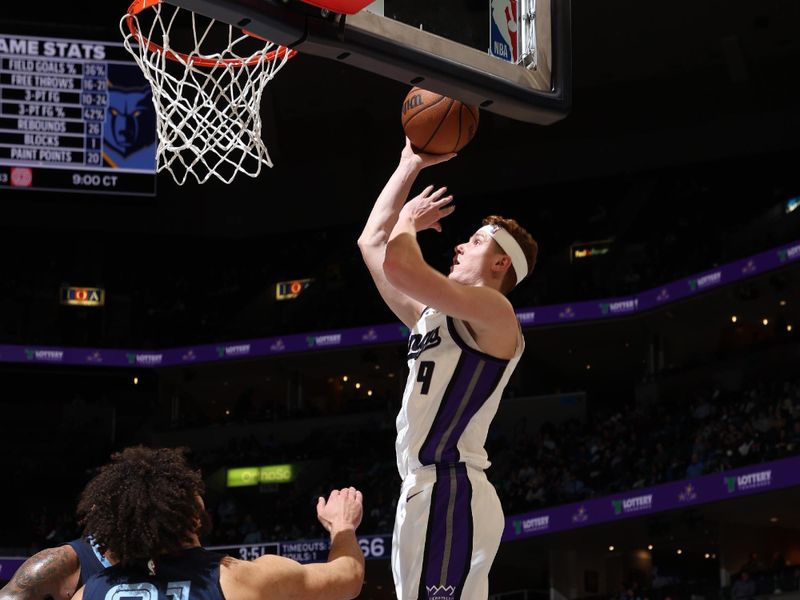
[120,0,296,184]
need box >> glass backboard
[130,0,571,124]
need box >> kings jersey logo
[408,327,442,360]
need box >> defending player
[71,446,365,600]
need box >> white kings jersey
[396,307,525,480]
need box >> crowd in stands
[491,377,800,514]
[596,551,800,600]
[726,552,800,599]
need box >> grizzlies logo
[103,65,156,169]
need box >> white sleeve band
[477,224,528,286]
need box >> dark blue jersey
[83,548,226,600]
[66,538,111,587]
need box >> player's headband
[478,224,528,287]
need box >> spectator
[685,453,705,478]
[731,571,756,599]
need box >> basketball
[401,87,479,155]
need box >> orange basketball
[401,87,479,155]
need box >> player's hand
[400,137,456,170]
[400,184,455,233]
[317,487,363,535]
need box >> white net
[120,0,294,184]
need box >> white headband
[478,224,528,287]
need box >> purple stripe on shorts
[418,464,474,600]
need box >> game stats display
[0,34,156,196]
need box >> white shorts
[391,463,505,600]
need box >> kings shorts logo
[426,585,456,600]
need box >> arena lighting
[770,517,779,523]
[677,549,683,555]
[731,315,738,323]
[647,544,654,550]
[705,553,711,559]
[355,383,362,389]
[780,299,787,306]
[586,364,591,370]
[342,375,349,382]
[367,390,373,396]
[133,376,138,385]
[786,196,799,214]
[788,325,794,332]
[762,318,769,326]
[608,545,615,552]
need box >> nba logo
[489,0,518,63]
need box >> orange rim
[125,0,297,67]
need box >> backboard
[159,0,572,125]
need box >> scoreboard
[0,34,156,195]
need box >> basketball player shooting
[357,139,538,599]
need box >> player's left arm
[0,546,81,600]
[383,207,518,342]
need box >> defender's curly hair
[77,446,204,567]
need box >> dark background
[0,5,799,597]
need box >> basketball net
[120,0,295,184]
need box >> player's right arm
[220,488,365,600]
[0,546,81,600]
[358,139,454,328]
